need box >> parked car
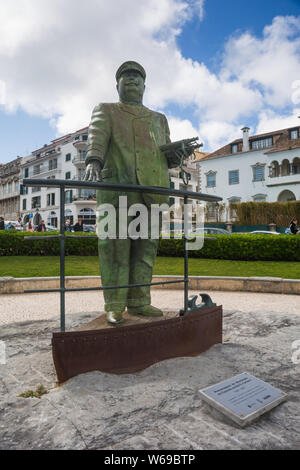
[190,227,231,236]
[4,221,18,230]
[83,224,96,233]
[46,225,59,231]
[250,231,281,235]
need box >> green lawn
[0,256,299,279]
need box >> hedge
[230,201,300,226]
[0,231,98,256]
[1,231,300,261]
[158,234,300,261]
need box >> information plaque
[199,372,287,427]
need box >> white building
[20,127,96,228]
[0,157,22,221]
[169,149,206,216]
[20,128,207,229]
[199,126,300,222]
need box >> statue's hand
[84,160,102,181]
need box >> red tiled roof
[202,126,300,161]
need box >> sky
[0,0,300,164]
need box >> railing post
[60,186,66,332]
[183,196,189,314]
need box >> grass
[18,384,49,399]
[0,256,299,279]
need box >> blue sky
[0,0,300,164]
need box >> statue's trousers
[97,192,161,313]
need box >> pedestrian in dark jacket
[37,220,47,232]
[0,217,4,230]
[289,218,299,234]
[73,217,84,232]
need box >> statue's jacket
[86,102,172,207]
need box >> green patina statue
[84,61,181,325]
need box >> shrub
[0,231,98,256]
[158,234,300,261]
[230,201,300,226]
[1,231,300,261]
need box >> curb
[1,275,300,295]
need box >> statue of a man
[84,61,178,325]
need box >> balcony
[267,170,300,187]
[72,155,86,168]
[24,166,62,179]
[72,140,87,151]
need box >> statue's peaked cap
[116,61,146,82]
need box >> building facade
[199,126,300,222]
[19,128,207,229]
[20,127,96,228]
[169,150,207,228]
[0,157,22,221]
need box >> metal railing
[21,178,222,331]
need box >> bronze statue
[84,61,190,325]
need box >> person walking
[289,218,299,234]
[73,217,84,232]
[25,219,34,232]
[0,217,5,230]
[65,219,71,232]
[15,218,23,230]
[37,220,47,232]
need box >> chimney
[241,126,250,152]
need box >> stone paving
[0,290,300,450]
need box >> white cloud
[167,116,200,141]
[0,2,299,157]
[221,16,300,109]
[256,109,300,135]
[199,121,242,152]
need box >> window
[24,168,29,178]
[3,184,6,195]
[32,186,41,193]
[82,135,88,141]
[65,153,71,162]
[65,190,73,203]
[169,181,175,206]
[21,185,28,195]
[15,182,19,193]
[8,183,12,193]
[22,199,26,210]
[47,193,55,206]
[206,172,216,187]
[252,164,265,181]
[251,137,273,150]
[229,170,239,185]
[48,158,57,170]
[206,202,217,218]
[231,144,238,153]
[290,129,299,140]
[65,171,71,180]
[253,194,267,202]
[32,196,41,209]
[33,164,41,175]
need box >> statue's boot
[127,305,163,317]
[106,311,124,325]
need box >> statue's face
[117,70,145,104]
